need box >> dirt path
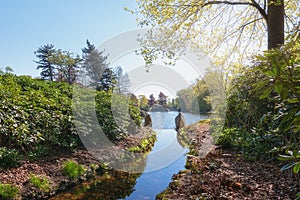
[157,122,299,200]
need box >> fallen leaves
[157,123,299,200]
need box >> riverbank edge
[156,121,299,199]
[0,127,156,200]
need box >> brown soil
[0,127,155,200]
[157,122,300,200]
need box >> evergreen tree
[34,44,57,81]
[96,67,117,92]
[158,91,167,107]
[82,40,109,88]
[114,66,131,94]
[148,94,156,106]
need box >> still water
[51,111,207,200]
[125,111,207,199]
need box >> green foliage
[128,135,156,153]
[177,77,211,113]
[96,67,117,92]
[279,150,300,173]
[225,68,273,131]
[254,32,300,140]
[0,74,80,152]
[224,66,281,160]
[95,91,142,141]
[82,40,109,88]
[29,174,51,192]
[279,150,300,197]
[0,147,22,169]
[138,95,150,111]
[62,160,85,179]
[35,44,82,84]
[34,44,56,81]
[0,73,143,158]
[52,50,82,84]
[217,128,281,160]
[223,31,300,160]
[0,184,19,200]
[166,98,179,111]
[28,145,49,161]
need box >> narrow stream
[125,111,207,199]
[51,111,207,200]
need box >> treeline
[135,92,179,111]
[35,40,131,93]
[134,80,212,114]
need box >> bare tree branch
[250,0,268,21]
[159,0,267,22]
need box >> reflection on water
[50,170,141,200]
[150,111,207,129]
[124,129,187,200]
[124,112,207,199]
[50,112,207,200]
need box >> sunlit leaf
[293,162,300,174]
[259,87,273,99]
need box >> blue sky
[0,0,138,77]
[0,0,209,99]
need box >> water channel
[51,111,207,200]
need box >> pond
[50,111,207,200]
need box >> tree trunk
[267,0,284,49]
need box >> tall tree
[54,50,82,84]
[96,67,117,92]
[82,40,109,88]
[130,93,139,106]
[177,88,198,113]
[158,91,167,107]
[0,66,14,74]
[114,66,131,94]
[132,0,298,66]
[192,78,212,113]
[148,94,157,106]
[34,44,57,81]
[139,95,149,110]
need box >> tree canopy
[131,0,299,66]
[34,44,56,81]
[35,45,81,84]
[81,40,109,88]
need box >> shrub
[223,31,300,160]
[0,74,79,152]
[28,145,49,161]
[29,174,51,192]
[0,74,143,155]
[217,128,282,160]
[62,160,85,179]
[95,91,142,141]
[0,184,19,200]
[0,147,22,169]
